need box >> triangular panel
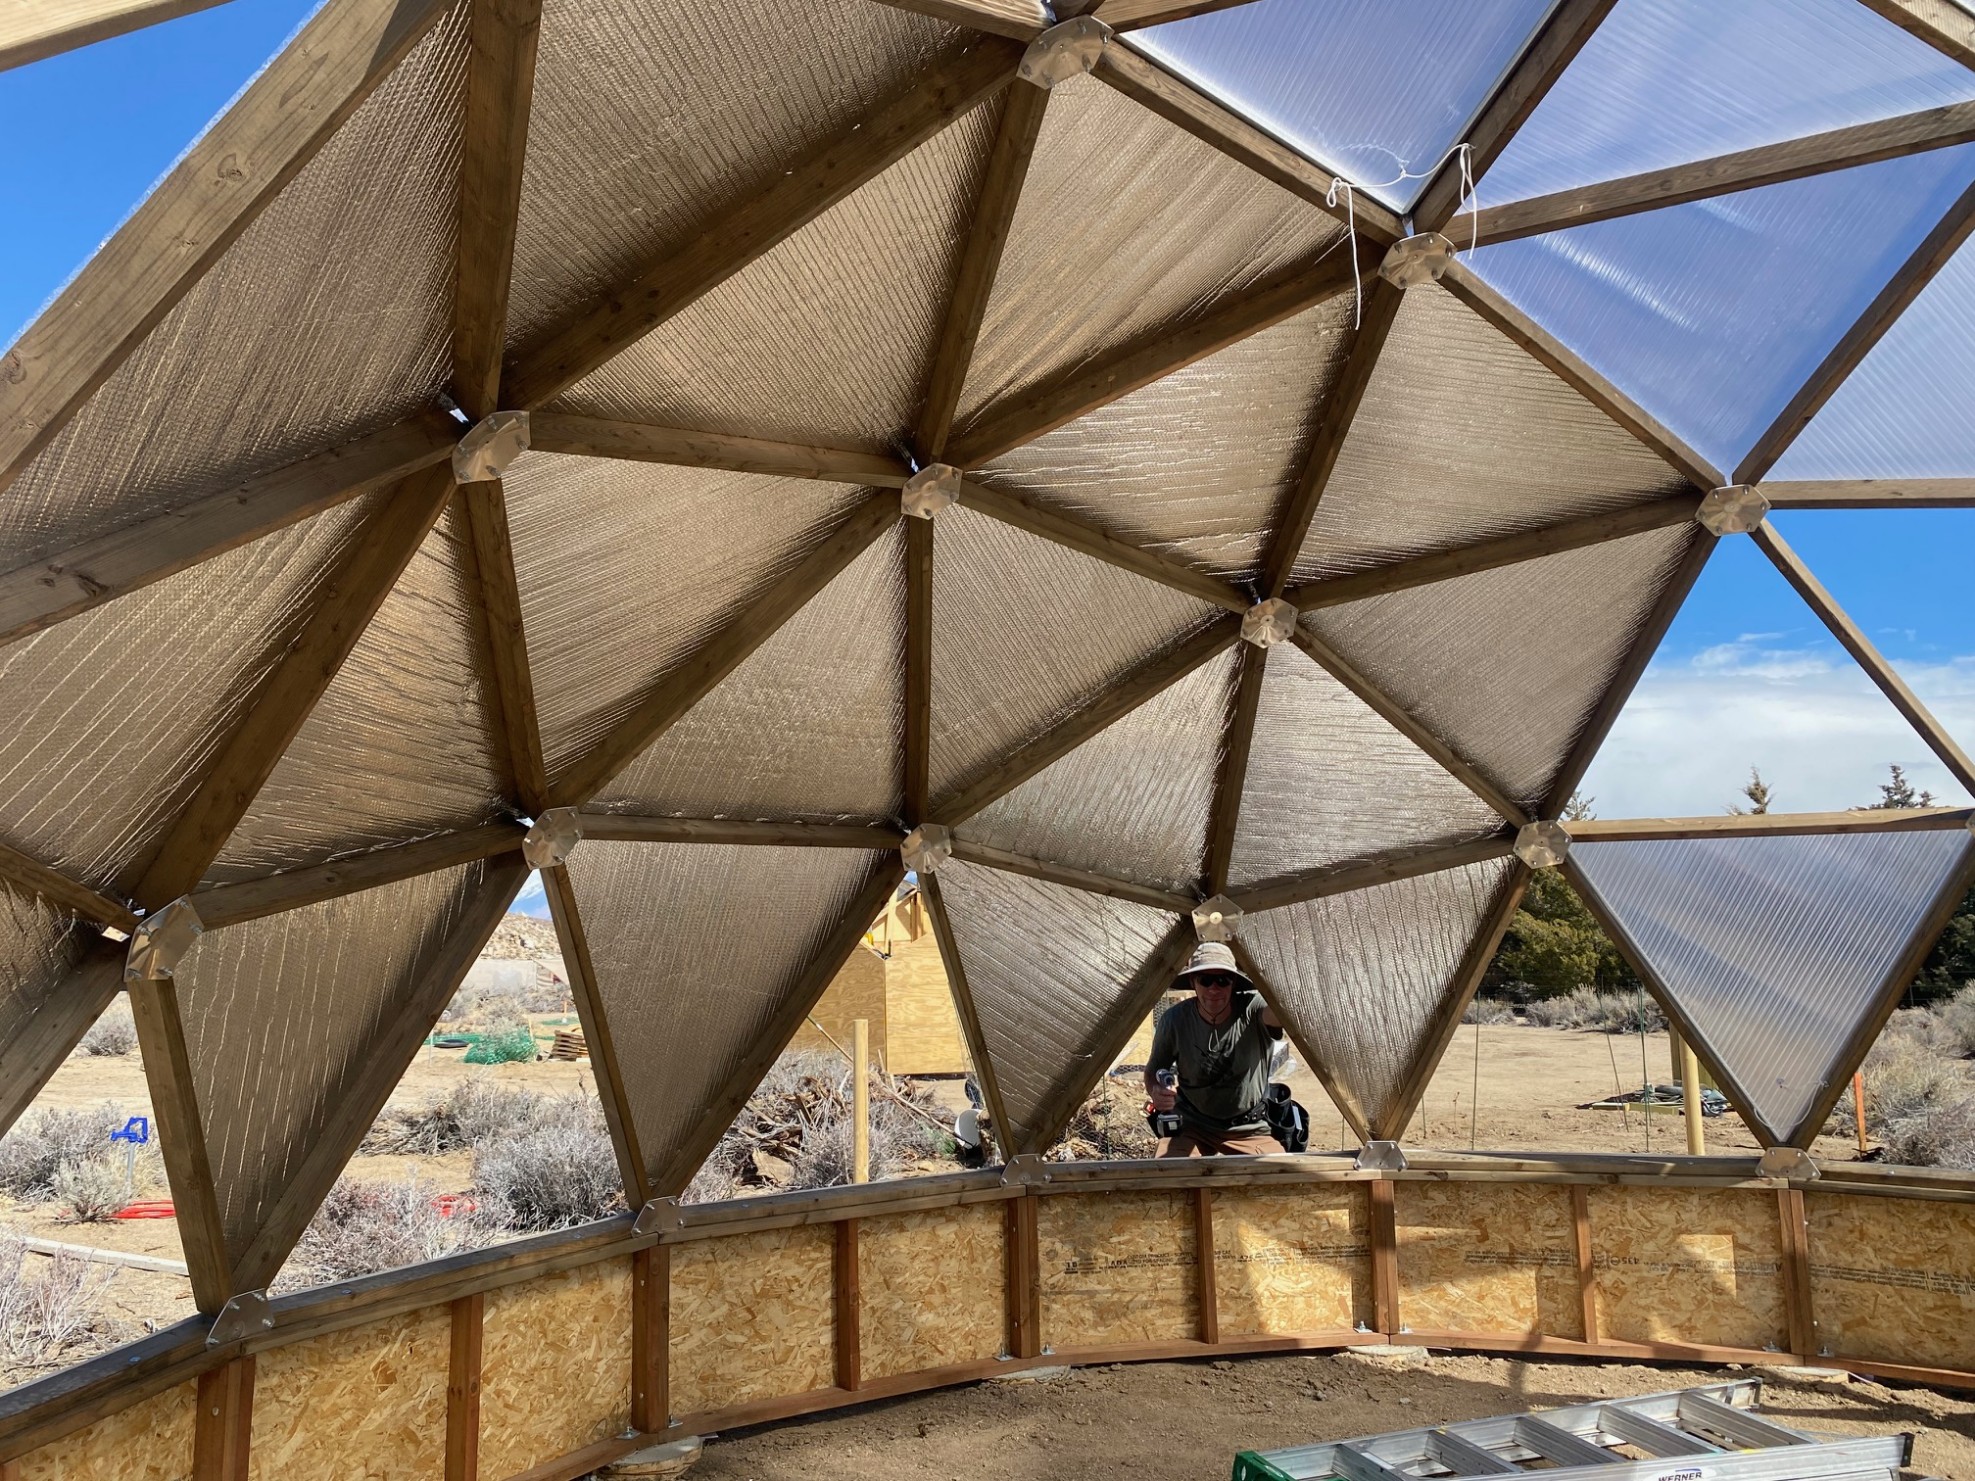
[1571,825,1975,1145]
[0,887,121,1139]
[934,857,1181,1153]
[1240,858,1517,1138]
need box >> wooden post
[1682,1040,1706,1157]
[1194,1186,1219,1346]
[1569,1185,1598,1344]
[835,1219,862,1392]
[192,1355,255,1481]
[852,1018,870,1184]
[445,1292,483,1481]
[1368,1179,1399,1339]
[1778,1188,1816,1359]
[1005,1194,1041,1360]
[1853,1073,1870,1155]
[630,1246,668,1434]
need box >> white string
[1324,141,1481,326]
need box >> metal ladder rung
[1429,1429,1521,1475]
[1332,1443,1415,1481]
[1598,1404,1719,1458]
[1678,1392,1813,1448]
[1517,1417,1618,1467]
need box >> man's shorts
[1155,1126,1284,1157]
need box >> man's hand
[1147,1081,1178,1112]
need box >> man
[1144,941,1285,1156]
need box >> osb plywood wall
[1588,1186,1785,1351]
[1039,1190,1195,1347]
[880,928,968,1076]
[860,1204,1007,1380]
[247,1308,450,1480]
[790,945,887,1064]
[1396,1182,1582,1339]
[479,1258,633,1480]
[1807,1192,1975,1372]
[1213,1185,1367,1336]
[16,1378,194,1481]
[669,1224,835,1416]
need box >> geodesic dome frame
[2,0,1975,1328]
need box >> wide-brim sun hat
[1174,940,1252,989]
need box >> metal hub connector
[1512,819,1572,869]
[1192,894,1242,943]
[1018,16,1110,89]
[522,807,584,869]
[1240,597,1297,649]
[453,410,531,482]
[901,823,953,875]
[1696,484,1770,535]
[207,1290,274,1347]
[901,463,962,520]
[1377,233,1457,289]
[1757,1145,1820,1181]
[1354,1139,1408,1172]
[125,898,204,982]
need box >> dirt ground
[686,1352,1975,1481]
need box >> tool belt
[1149,1084,1309,1152]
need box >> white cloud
[512,873,551,919]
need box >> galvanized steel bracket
[522,807,584,869]
[1354,1140,1407,1172]
[901,463,962,520]
[901,823,953,875]
[1757,1146,1820,1181]
[1240,597,1297,649]
[453,410,531,482]
[1192,895,1241,943]
[207,1290,274,1348]
[1512,820,1572,869]
[633,1198,684,1236]
[1002,1153,1048,1187]
[1696,484,1770,535]
[1377,233,1457,289]
[125,898,204,982]
[1018,16,1110,88]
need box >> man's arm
[1145,1005,1178,1108]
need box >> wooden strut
[0,839,136,933]
[0,0,232,71]
[1202,646,1265,895]
[1855,0,1975,71]
[1224,833,1516,916]
[445,1292,483,1481]
[576,816,905,850]
[1233,943,1372,1142]
[1564,806,1974,841]
[1006,1193,1042,1360]
[834,1219,862,1392]
[1777,1188,1816,1358]
[1569,1185,1598,1344]
[527,412,910,486]
[0,950,125,1150]
[904,515,934,826]
[191,1354,254,1481]
[1193,1186,1218,1345]
[867,0,1046,43]
[1761,477,1975,509]
[1367,1179,1399,1337]
[630,1245,669,1434]
[945,836,1194,914]
[920,873,1017,1159]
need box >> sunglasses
[1192,973,1238,990]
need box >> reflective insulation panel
[550,99,998,449]
[927,506,1222,804]
[171,857,526,1272]
[594,525,907,823]
[958,648,1238,894]
[974,296,1353,582]
[933,858,1181,1152]
[1300,522,1700,812]
[952,71,1347,429]
[1228,643,1504,892]
[2,7,468,569]
[1291,284,1690,582]
[565,841,888,1189]
[0,885,88,1053]
[1571,827,1975,1144]
[0,887,110,1140]
[1240,857,1518,1136]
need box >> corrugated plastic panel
[1241,858,1516,1134]
[1468,146,1975,479]
[209,504,507,882]
[1134,0,1557,212]
[1301,523,1699,812]
[1,6,468,570]
[173,858,523,1265]
[1573,828,1975,1144]
[499,451,870,784]
[958,647,1237,894]
[0,497,375,893]
[1292,284,1690,582]
[594,524,906,823]
[952,71,1347,429]
[510,0,962,348]
[553,101,997,449]
[934,858,1180,1152]
[565,840,885,1187]
[0,886,88,1062]
[974,296,1353,583]
[928,506,1221,804]
[1487,0,1975,205]
[1229,643,1504,891]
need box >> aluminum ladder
[1232,1379,1911,1481]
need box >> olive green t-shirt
[1148,993,1281,1133]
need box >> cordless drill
[1147,1068,1183,1139]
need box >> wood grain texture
[1225,833,1516,915]
[921,873,1016,1152]
[445,1294,482,1481]
[1038,1191,1197,1348]
[905,515,934,824]
[629,1245,668,1434]
[1856,0,1975,69]
[1565,806,1973,840]
[834,1219,862,1391]
[477,1261,633,1481]
[945,836,1194,913]
[459,479,551,815]
[1211,1185,1369,1337]
[858,1204,1008,1380]
[868,0,1047,40]
[528,411,910,485]
[191,1356,253,1481]
[12,1382,194,1481]
[0,949,125,1149]
[128,978,233,1311]
[0,841,135,932]
[0,0,229,69]
[1586,1186,1787,1352]
[575,815,904,849]
[1394,1181,1583,1339]
[246,1310,449,1480]
[1204,646,1265,894]
[1762,477,1975,508]
[668,1227,836,1415]
[1806,1191,1975,1372]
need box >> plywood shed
[5,0,1975,1471]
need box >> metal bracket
[1512,820,1572,869]
[901,463,962,520]
[1018,16,1110,88]
[453,410,531,483]
[1001,1152,1049,1187]
[1696,484,1770,535]
[1757,1146,1820,1181]
[1355,1140,1408,1172]
[1191,894,1242,943]
[207,1290,274,1348]
[124,898,204,982]
[901,823,953,875]
[633,1198,684,1236]
[522,807,584,869]
[1377,233,1457,289]
[1240,597,1297,649]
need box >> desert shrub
[51,1160,128,1223]
[282,1176,486,1290]
[1881,1092,1975,1171]
[1520,987,1662,1033]
[364,1079,546,1156]
[1934,984,1975,1058]
[462,1016,537,1065]
[77,1002,137,1057]
[1858,1037,1963,1130]
[474,1113,624,1231]
[0,1240,121,1367]
[0,1104,124,1202]
[1463,998,1517,1025]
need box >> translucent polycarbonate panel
[0,884,88,1053]
[554,102,996,448]
[595,525,906,823]
[1486,0,1975,205]
[1571,828,1975,1143]
[1468,146,1975,479]
[510,0,961,347]
[928,506,1221,803]
[210,506,507,882]
[953,72,1347,429]
[1771,240,1975,480]
[1,9,467,569]
[1292,285,1689,582]
[1228,644,1504,891]
[1240,858,1516,1135]
[500,451,870,783]
[1134,0,1557,211]
[0,497,374,892]
[565,840,885,1186]
[959,648,1237,894]
[934,858,1179,1152]
[1302,523,1699,811]
[974,297,1352,582]
[174,858,523,1264]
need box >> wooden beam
[916,82,1050,459]
[1203,646,1264,894]
[1225,833,1516,915]
[933,615,1242,824]
[1469,100,1975,247]
[1855,0,1975,71]
[128,464,458,910]
[1005,1193,1041,1359]
[834,1219,862,1392]
[190,1355,254,1481]
[0,0,230,70]
[0,410,456,648]
[189,824,524,929]
[576,815,905,849]
[1193,1186,1218,1344]
[945,836,1196,912]
[629,1245,668,1434]
[528,411,910,487]
[1777,1188,1815,1356]
[502,40,1022,409]
[444,1293,483,1481]
[128,977,235,1311]
[548,492,902,806]
[0,840,136,932]
[1415,0,1620,233]
[920,873,1017,1160]
[0,948,125,1144]
[1753,520,1975,796]
[1569,1185,1598,1343]
[1565,807,1973,842]
[456,481,550,815]
[868,0,1046,41]
[1367,1179,1398,1335]
[944,242,1371,467]
[1093,0,1260,29]
[1761,478,1975,508]
[0,0,450,495]
[905,517,934,825]
[1092,43,1403,241]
